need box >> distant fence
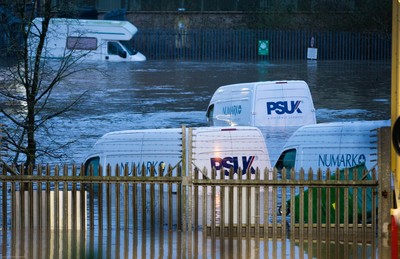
[135,29,391,61]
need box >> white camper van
[28,18,146,62]
[274,120,390,175]
[206,80,316,127]
[84,126,271,178]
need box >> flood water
[3,59,388,164]
[0,59,392,258]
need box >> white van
[84,126,271,225]
[206,80,316,127]
[274,120,390,175]
[28,18,146,62]
[84,126,271,178]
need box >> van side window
[84,156,100,176]
[275,149,296,172]
[67,37,97,50]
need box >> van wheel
[278,205,290,216]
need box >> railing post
[378,127,393,258]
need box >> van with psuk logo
[84,126,271,225]
[274,120,390,176]
[84,126,271,179]
[206,80,316,128]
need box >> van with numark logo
[274,120,390,176]
[206,80,316,127]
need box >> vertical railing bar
[150,166,155,231]
[220,163,225,239]
[255,168,260,240]
[307,168,313,259]
[37,165,42,229]
[158,163,164,254]
[290,167,296,258]
[46,164,51,236]
[54,165,59,230]
[362,185,367,258]
[352,167,358,256]
[28,164,34,229]
[107,164,112,231]
[281,167,287,255]
[317,168,322,259]
[132,164,137,232]
[11,164,17,234]
[371,168,377,259]
[211,166,216,237]
[168,165,173,231]
[299,168,304,258]
[177,165,182,231]
[326,168,331,259]
[202,167,208,257]
[124,164,129,233]
[272,167,277,258]
[264,168,269,258]
[246,167,251,238]
[116,164,121,232]
[71,165,77,231]
[194,167,199,233]
[63,164,68,230]
[98,164,103,237]
[238,167,243,238]
[334,167,340,257]
[20,165,25,229]
[132,165,138,259]
[1,165,7,234]
[141,163,146,231]
[89,164,94,232]
[343,168,349,259]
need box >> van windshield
[84,156,100,176]
[206,104,214,126]
[120,40,138,55]
[275,149,296,174]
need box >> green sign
[258,40,269,55]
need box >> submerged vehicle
[206,80,316,127]
[274,120,390,175]
[84,126,271,178]
[28,18,146,62]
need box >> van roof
[282,120,390,149]
[92,126,265,150]
[210,80,310,100]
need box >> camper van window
[108,42,127,58]
[67,37,97,50]
[120,41,138,55]
[84,157,100,176]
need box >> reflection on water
[1,228,389,258]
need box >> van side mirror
[393,117,400,155]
